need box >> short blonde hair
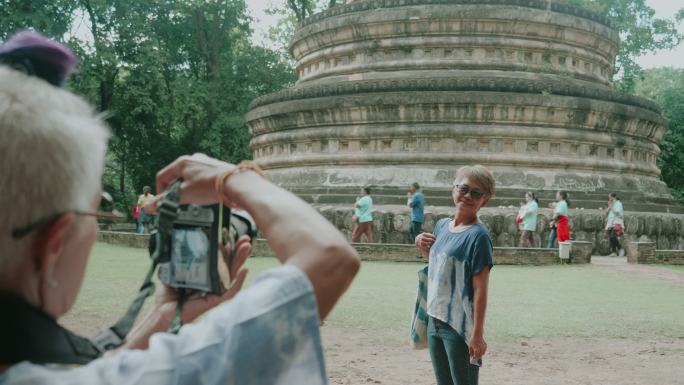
[455,165,496,196]
[0,66,109,272]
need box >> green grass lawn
[71,243,684,343]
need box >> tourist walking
[407,182,425,244]
[352,187,374,243]
[517,192,539,247]
[552,191,571,243]
[546,214,557,248]
[416,165,494,385]
[136,186,155,234]
[605,193,624,256]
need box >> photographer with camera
[0,31,360,384]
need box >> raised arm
[156,154,360,320]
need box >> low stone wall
[655,250,684,265]
[627,242,684,264]
[98,231,150,249]
[314,205,684,254]
[243,239,591,265]
[98,231,591,265]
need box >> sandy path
[592,257,684,286]
[322,327,684,385]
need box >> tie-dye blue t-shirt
[0,265,327,385]
[426,219,493,343]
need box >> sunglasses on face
[454,184,487,200]
[11,192,125,239]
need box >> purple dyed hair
[0,31,76,86]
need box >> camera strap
[92,181,185,351]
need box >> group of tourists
[350,182,426,244]
[515,191,625,255]
[516,190,571,248]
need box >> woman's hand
[122,236,251,350]
[156,153,236,205]
[469,333,487,359]
[416,232,435,260]
[156,235,251,324]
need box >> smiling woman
[415,165,495,385]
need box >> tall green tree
[1,0,296,213]
[0,0,76,40]
[634,68,684,204]
[572,0,683,92]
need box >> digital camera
[149,204,257,294]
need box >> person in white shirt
[605,193,625,257]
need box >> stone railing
[308,206,684,253]
[97,231,591,265]
[252,239,591,265]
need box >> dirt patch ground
[592,257,684,286]
[63,315,684,385]
[322,327,684,385]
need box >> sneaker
[618,249,625,257]
[608,252,617,257]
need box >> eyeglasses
[12,192,125,239]
[454,184,487,200]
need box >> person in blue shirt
[517,192,539,247]
[416,165,495,385]
[407,182,426,244]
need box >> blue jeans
[408,221,423,244]
[428,317,479,385]
[546,228,557,248]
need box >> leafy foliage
[570,0,683,92]
[1,0,296,215]
[634,68,684,204]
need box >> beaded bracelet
[215,160,265,207]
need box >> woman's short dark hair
[609,192,619,200]
[363,187,371,195]
[412,182,420,190]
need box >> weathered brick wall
[626,242,656,264]
[653,250,684,265]
[98,231,149,249]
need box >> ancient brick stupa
[247,0,683,251]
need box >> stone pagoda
[246,0,683,251]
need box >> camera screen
[169,227,211,289]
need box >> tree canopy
[571,0,683,92]
[1,0,296,213]
[634,68,684,204]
